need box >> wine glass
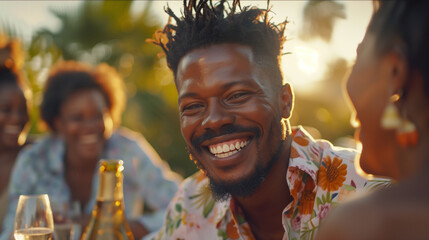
[14,194,54,240]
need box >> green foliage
[3,0,197,178]
[1,0,357,178]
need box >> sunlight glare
[295,46,319,75]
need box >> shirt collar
[219,126,322,223]
[287,126,322,184]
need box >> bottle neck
[97,171,124,201]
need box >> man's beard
[189,122,286,201]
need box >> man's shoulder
[314,138,357,164]
[291,126,358,165]
[176,171,211,198]
[153,172,225,240]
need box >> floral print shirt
[151,126,388,240]
[1,127,181,240]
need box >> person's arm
[114,130,182,239]
[132,137,181,236]
[0,147,39,240]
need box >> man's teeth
[209,139,249,158]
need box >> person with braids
[316,1,429,239]
[0,61,181,240]
[0,35,31,232]
[149,1,384,239]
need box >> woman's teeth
[81,134,98,144]
[4,125,20,134]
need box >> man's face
[176,43,292,199]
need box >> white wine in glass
[14,194,54,240]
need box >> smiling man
[149,1,378,239]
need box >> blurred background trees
[1,0,363,178]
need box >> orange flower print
[226,220,240,239]
[298,191,315,215]
[290,178,302,200]
[290,146,300,158]
[294,136,309,146]
[318,156,347,192]
[298,180,316,215]
[291,128,299,138]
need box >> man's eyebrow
[221,79,256,90]
[178,92,199,103]
[178,80,255,103]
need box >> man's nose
[201,100,234,130]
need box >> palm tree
[26,0,196,177]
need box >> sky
[0,0,373,92]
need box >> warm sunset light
[354,142,375,180]
[295,46,319,74]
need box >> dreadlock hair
[368,0,429,95]
[150,0,287,86]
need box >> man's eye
[227,92,249,102]
[183,103,204,112]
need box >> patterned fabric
[0,127,181,240]
[151,126,389,240]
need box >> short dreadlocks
[151,0,287,85]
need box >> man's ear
[280,83,294,119]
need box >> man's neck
[234,135,293,240]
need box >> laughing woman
[0,38,31,233]
[0,61,181,240]
[316,1,429,239]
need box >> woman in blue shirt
[1,61,181,240]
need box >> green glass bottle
[81,159,134,240]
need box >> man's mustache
[191,125,261,153]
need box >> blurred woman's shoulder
[109,127,149,145]
[108,127,163,161]
[17,133,59,156]
[317,183,429,240]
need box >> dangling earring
[380,94,401,129]
[396,113,418,147]
[381,92,418,147]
